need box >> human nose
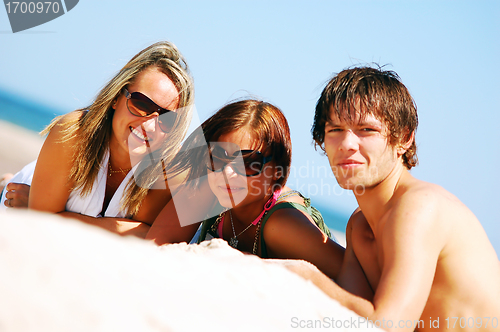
[141,116,158,132]
[221,162,239,178]
[339,130,359,151]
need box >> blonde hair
[43,41,194,216]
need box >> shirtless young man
[295,66,500,331]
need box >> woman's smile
[130,125,151,143]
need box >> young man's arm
[279,259,375,315]
[289,192,446,331]
[367,191,445,329]
[336,209,374,301]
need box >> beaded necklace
[223,189,282,254]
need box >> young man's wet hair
[312,66,418,169]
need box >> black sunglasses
[206,143,273,177]
[123,88,177,133]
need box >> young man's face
[323,105,400,193]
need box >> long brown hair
[43,41,194,216]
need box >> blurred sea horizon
[0,88,65,132]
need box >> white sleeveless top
[1,150,138,217]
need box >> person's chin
[128,142,162,158]
[127,129,164,155]
[334,177,358,190]
[127,147,150,160]
[215,188,248,208]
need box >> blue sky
[0,1,499,253]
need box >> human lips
[130,126,152,143]
[217,184,246,194]
[336,159,363,168]
[212,182,248,208]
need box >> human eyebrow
[325,120,341,128]
[357,118,383,130]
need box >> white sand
[0,120,44,176]
[0,210,373,331]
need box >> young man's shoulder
[385,176,494,260]
[358,177,466,257]
[397,179,500,320]
[392,177,468,221]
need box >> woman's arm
[29,112,78,213]
[57,211,151,238]
[263,210,375,316]
[263,207,345,280]
[146,179,216,245]
[5,179,153,237]
[28,112,153,237]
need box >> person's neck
[354,163,411,232]
[230,193,274,226]
[108,139,133,171]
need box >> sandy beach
[0,120,44,176]
[0,209,367,331]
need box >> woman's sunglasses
[206,143,273,177]
[123,88,177,133]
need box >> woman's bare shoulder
[55,110,86,127]
[277,186,305,205]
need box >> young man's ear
[397,130,415,156]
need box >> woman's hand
[4,182,31,209]
[0,173,13,192]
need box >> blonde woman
[2,41,194,237]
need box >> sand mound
[0,210,374,331]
